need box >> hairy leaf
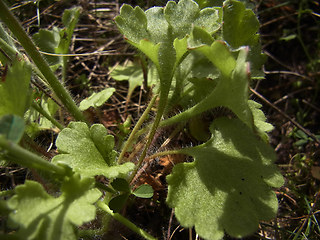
[7,175,101,240]
[222,0,265,79]
[52,122,134,178]
[115,0,221,108]
[167,118,284,240]
[0,58,31,117]
[222,0,259,49]
[162,45,254,130]
[248,100,274,141]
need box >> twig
[250,88,320,145]
[167,209,175,240]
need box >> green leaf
[248,100,274,141]
[32,28,61,66]
[162,45,254,130]
[55,7,81,55]
[115,0,221,103]
[222,0,260,49]
[133,184,154,198]
[7,175,101,240]
[110,61,159,99]
[111,178,131,193]
[0,115,25,143]
[0,58,32,117]
[29,97,60,131]
[167,118,284,239]
[52,122,134,178]
[195,40,236,77]
[79,88,115,111]
[109,193,130,213]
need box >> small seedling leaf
[7,175,101,240]
[56,7,81,55]
[79,88,115,111]
[133,184,154,198]
[52,122,134,178]
[109,193,130,213]
[0,115,25,143]
[111,178,131,193]
[167,118,284,240]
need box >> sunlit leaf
[52,122,134,178]
[79,88,115,111]
[133,184,154,198]
[222,0,259,49]
[167,118,284,239]
[7,175,101,240]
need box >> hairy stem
[0,136,66,175]
[97,201,157,240]
[31,101,65,130]
[0,1,88,123]
[117,94,158,164]
[128,89,168,183]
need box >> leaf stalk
[0,0,88,124]
[97,201,157,240]
[0,136,66,175]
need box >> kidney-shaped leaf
[167,118,284,240]
[7,175,101,240]
[52,122,134,179]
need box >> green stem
[0,1,88,123]
[117,94,158,164]
[0,136,66,176]
[0,22,15,49]
[129,91,167,183]
[0,37,16,63]
[31,101,65,130]
[97,201,157,240]
[0,37,50,86]
[95,182,116,194]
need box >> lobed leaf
[222,0,259,49]
[52,122,134,178]
[248,100,274,141]
[0,58,32,117]
[7,175,101,240]
[167,118,284,240]
[115,0,221,101]
[162,45,254,130]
